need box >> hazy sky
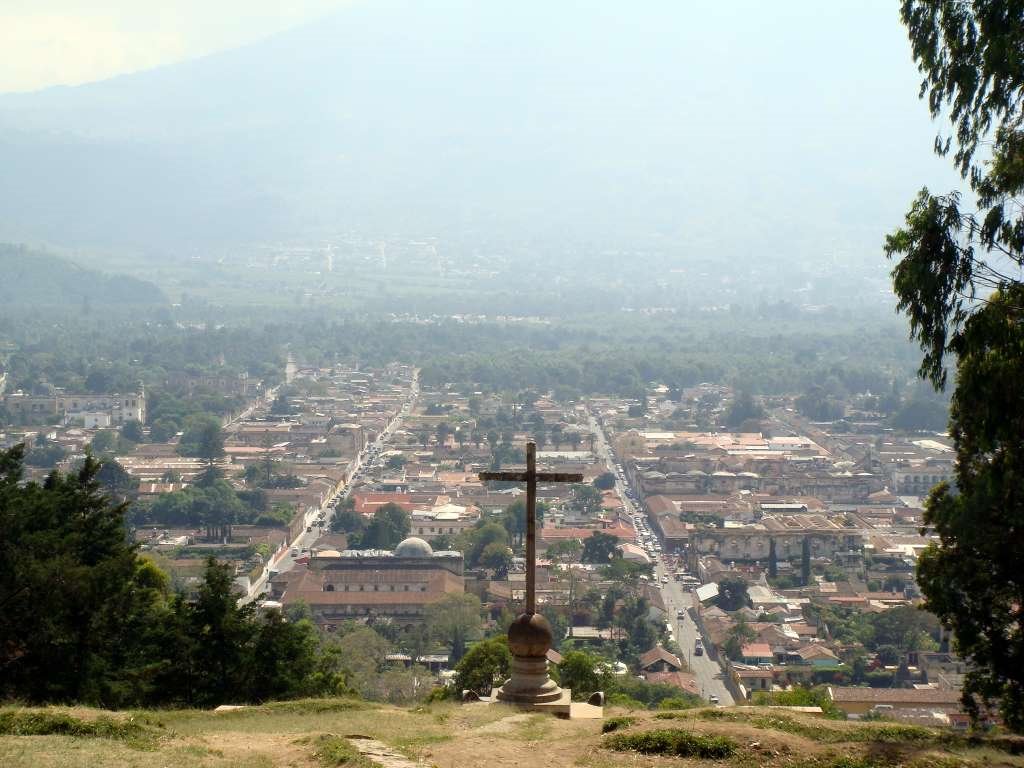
[0,0,351,93]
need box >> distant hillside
[0,0,960,260]
[0,245,165,307]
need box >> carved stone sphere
[507,612,553,658]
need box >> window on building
[324,584,335,592]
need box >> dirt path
[190,731,318,767]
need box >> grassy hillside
[1,700,1022,768]
[0,244,165,307]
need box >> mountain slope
[0,0,960,257]
[0,244,166,306]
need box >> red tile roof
[639,645,683,671]
[829,687,962,704]
[741,643,773,658]
[644,671,699,695]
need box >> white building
[410,502,479,538]
[82,412,112,429]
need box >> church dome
[394,537,433,558]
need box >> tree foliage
[0,445,345,707]
[558,649,613,698]
[888,1,1024,730]
[349,503,410,550]
[715,577,750,612]
[178,416,225,463]
[425,593,482,662]
[453,636,511,695]
[581,531,619,564]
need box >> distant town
[0,349,965,725]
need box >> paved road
[242,371,419,603]
[587,406,733,705]
[654,565,734,705]
[224,385,279,433]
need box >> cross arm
[479,471,529,482]
[535,473,584,482]
[478,472,584,483]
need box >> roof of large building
[829,686,962,704]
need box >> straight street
[241,370,419,603]
[654,564,734,705]
[587,407,733,705]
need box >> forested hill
[0,245,166,307]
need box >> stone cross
[480,441,582,614]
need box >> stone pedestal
[496,655,564,704]
[497,612,566,705]
[468,611,603,719]
[490,610,604,718]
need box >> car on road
[676,609,686,619]
[694,639,704,656]
[709,694,720,705]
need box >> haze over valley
[0,1,960,316]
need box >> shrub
[0,710,145,740]
[312,735,374,766]
[601,716,635,734]
[751,685,845,719]
[261,698,368,714]
[604,729,736,759]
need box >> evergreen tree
[0,446,169,705]
[801,537,812,587]
[186,558,257,705]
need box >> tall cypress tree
[800,537,811,587]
